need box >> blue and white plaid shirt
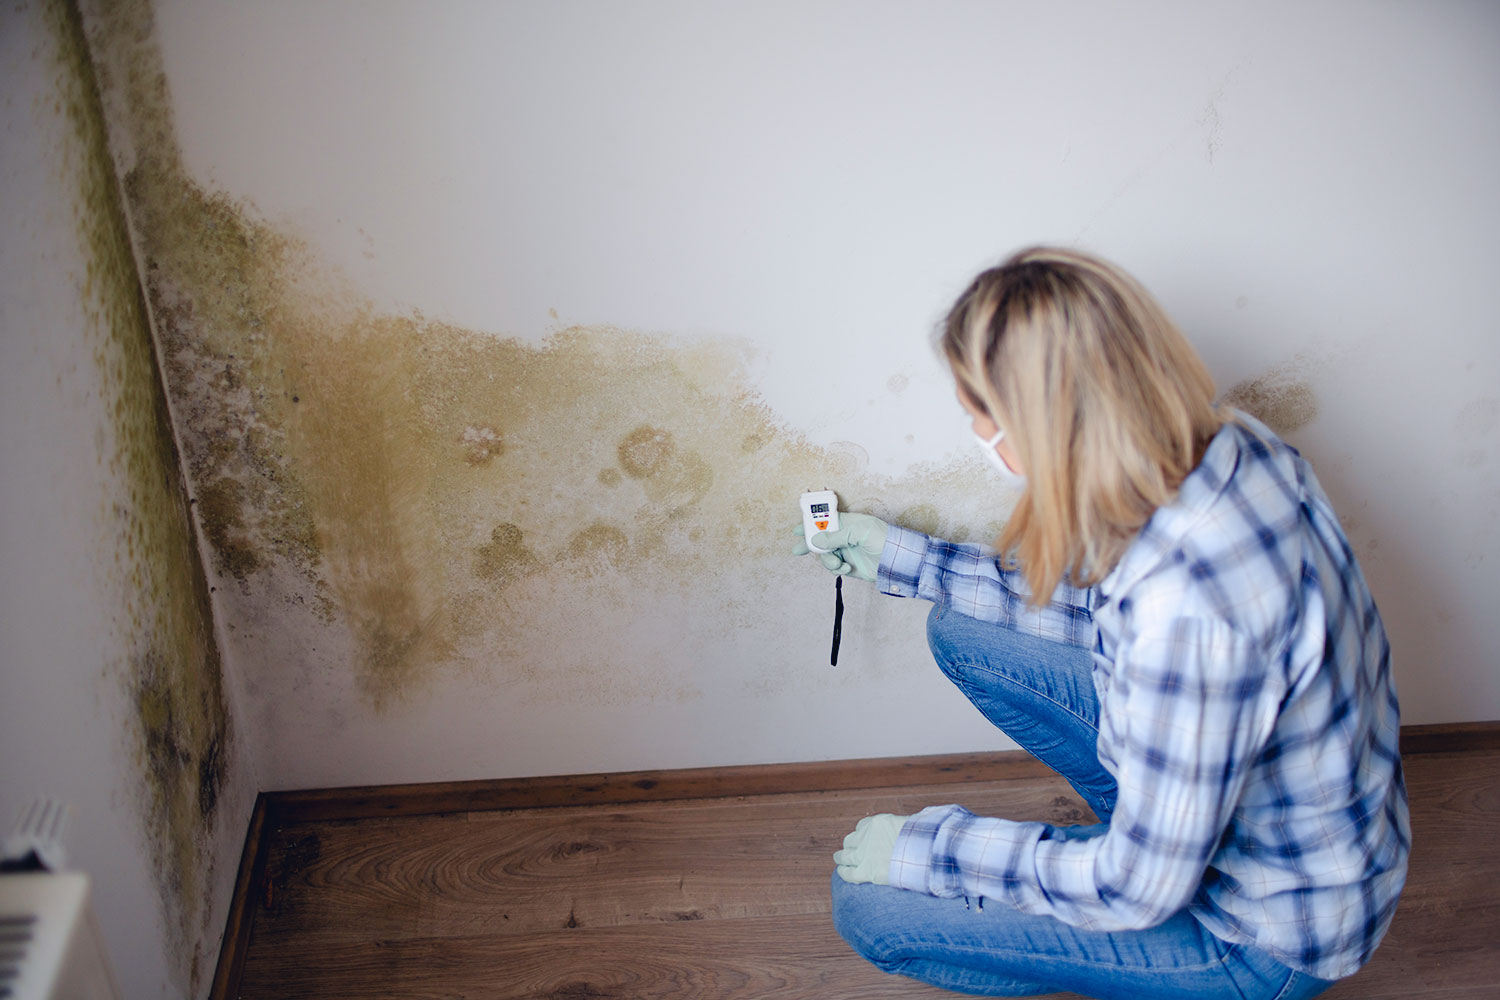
[879,414,1409,980]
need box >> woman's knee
[925,603,981,684]
[925,603,1025,695]
[926,603,1093,693]
[829,872,908,971]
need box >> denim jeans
[830,603,1336,1000]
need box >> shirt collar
[1096,419,1246,601]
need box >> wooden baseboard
[1398,721,1500,756]
[265,720,1500,825]
[267,749,1056,824]
[208,793,273,1000]
[208,719,1500,1000]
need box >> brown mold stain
[195,477,260,580]
[264,831,322,919]
[476,523,541,587]
[84,0,1005,715]
[565,523,630,566]
[741,428,774,453]
[1221,362,1318,436]
[48,0,235,991]
[460,425,504,466]
[897,503,943,537]
[618,425,676,478]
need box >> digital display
[810,503,829,515]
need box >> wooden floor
[232,746,1499,999]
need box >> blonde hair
[939,246,1224,604]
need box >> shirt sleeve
[876,524,1095,648]
[889,615,1285,931]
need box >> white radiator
[0,873,121,1000]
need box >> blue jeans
[830,603,1335,1000]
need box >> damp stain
[83,0,1008,717]
[616,424,714,513]
[195,477,260,581]
[825,441,871,478]
[1458,397,1500,436]
[897,503,943,537]
[565,523,630,566]
[460,425,504,466]
[1221,363,1318,436]
[264,832,321,919]
[476,523,540,587]
[741,428,773,453]
[618,425,676,478]
[46,0,235,992]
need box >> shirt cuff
[878,524,932,599]
[888,803,968,896]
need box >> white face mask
[973,428,1026,488]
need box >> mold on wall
[45,0,237,991]
[1221,358,1319,436]
[80,0,1004,722]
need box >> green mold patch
[83,0,1007,713]
[46,0,234,992]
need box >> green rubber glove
[791,511,890,583]
[833,813,909,884]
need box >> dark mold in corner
[194,477,262,581]
[79,0,1001,718]
[45,0,234,991]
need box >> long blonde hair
[940,246,1224,603]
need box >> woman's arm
[878,524,1095,649]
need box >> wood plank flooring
[234,749,1499,999]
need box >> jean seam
[894,940,1236,977]
[886,956,1050,997]
[943,653,1101,739]
[1214,943,1255,1000]
[1269,970,1307,1000]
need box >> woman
[796,247,1408,999]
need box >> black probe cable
[830,575,844,666]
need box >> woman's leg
[926,603,1117,821]
[861,608,1337,998]
[831,872,1335,1000]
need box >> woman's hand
[791,511,890,582]
[834,813,910,884]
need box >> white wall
[106,1,1500,790]
[0,2,254,996]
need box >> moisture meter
[800,490,840,553]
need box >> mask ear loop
[830,575,844,666]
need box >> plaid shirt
[879,415,1409,980]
